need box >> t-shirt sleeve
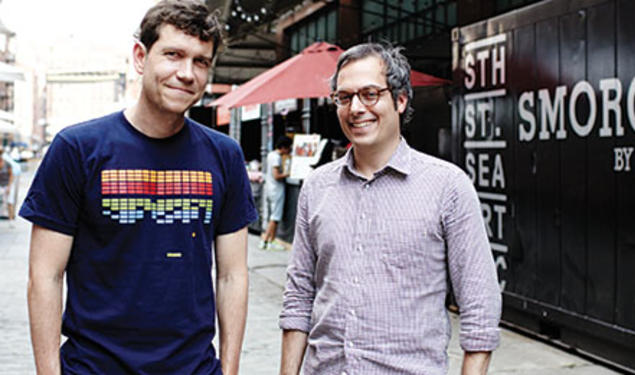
[215,144,258,235]
[19,134,85,236]
[272,152,282,168]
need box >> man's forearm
[28,275,64,375]
[280,329,308,375]
[216,270,248,375]
[461,351,492,375]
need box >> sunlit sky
[0,0,156,49]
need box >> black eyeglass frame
[331,86,391,107]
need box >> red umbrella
[411,69,451,86]
[211,41,449,108]
[212,42,342,108]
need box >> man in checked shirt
[279,43,502,375]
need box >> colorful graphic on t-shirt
[101,169,213,224]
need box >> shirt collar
[342,138,412,178]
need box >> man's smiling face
[136,23,214,116]
[335,55,406,152]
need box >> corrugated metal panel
[452,0,635,370]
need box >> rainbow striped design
[101,169,212,196]
[101,169,213,225]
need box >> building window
[287,8,338,53]
[495,0,542,13]
[361,0,457,44]
[0,82,14,112]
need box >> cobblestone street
[0,165,620,374]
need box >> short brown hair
[135,0,223,57]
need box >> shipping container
[451,0,635,371]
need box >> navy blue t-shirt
[20,111,257,374]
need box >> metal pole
[260,103,274,230]
[230,107,242,143]
[260,103,269,170]
[267,103,274,152]
[302,98,311,134]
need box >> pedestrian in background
[0,146,14,227]
[1,146,21,228]
[20,1,256,374]
[279,43,501,375]
[261,135,292,251]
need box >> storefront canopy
[211,42,343,108]
[0,119,17,134]
[0,62,24,82]
[411,69,451,87]
[210,41,449,109]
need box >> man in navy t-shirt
[21,1,257,374]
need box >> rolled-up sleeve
[279,184,317,333]
[443,170,502,352]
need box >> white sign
[241,104,261,121]
[274,98,297,115]
[289,134,321,180]
[462,33,509,291]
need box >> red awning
[212,42,342,108]
[410,69,451,87]
[211,42,450,109]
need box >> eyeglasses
[331,87,390,107]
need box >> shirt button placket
[346,180,368,370]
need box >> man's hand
[280,329,308,375]
[461,351,492,375]
[215,227,249,375]
[27,225,73,375]
[273,166,289,181]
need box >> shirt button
[364,184,370,190]
[353,277,359,284]
[356,245,362,252]
[360,213,366,219]
[341,372,347,375]
[350,309,356,316]
[348,341,355,348]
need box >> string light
[230,1,270,25]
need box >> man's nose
[349,93,366,113]
[176,60,195,83]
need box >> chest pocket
[378,217,445,273]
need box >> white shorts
[265,190,285,222]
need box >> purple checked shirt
[279,139,501,374]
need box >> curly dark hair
[135,0,223,57]
[275,136,293,150]
[330,43,414,126]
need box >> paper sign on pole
[289,134,321,180]
[216,106,230,126]
[274,98,297,115]
[241,104,261,121]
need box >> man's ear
[132,41,147,75]
[396,91,408,114]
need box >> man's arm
[278,185,315,373]
[443,170,501,371]
[462,351,492,375]
[27,224,73,375]
[273,165,289,180]
[280,329,308,375]
[215,227,249,375]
